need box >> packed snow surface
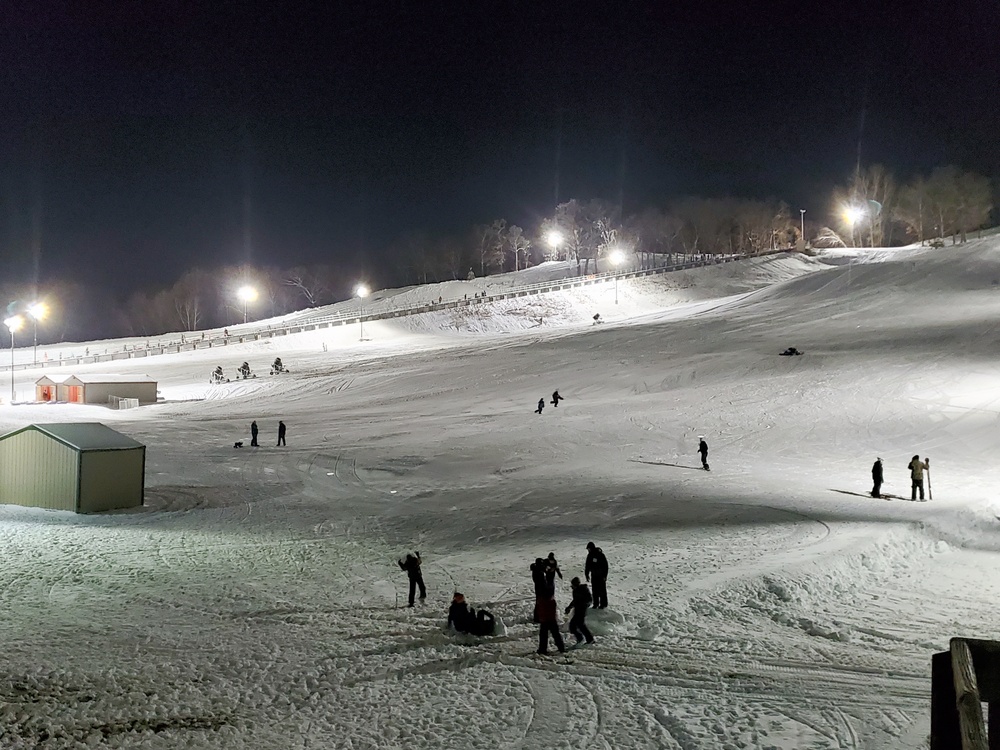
[2,245,1000,749]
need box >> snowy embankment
[3,244,1000,748]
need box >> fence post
[932,650,960,749]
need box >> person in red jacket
[537,596,566,655]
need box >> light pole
[4,315,23,405]
[237,286,258,324]
[799,209,806,244]
[609,248,626,304]
[356,284,369,341]
[27,302,47,366]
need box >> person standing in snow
[565,577,595,645]
[277,421,287,446]
[551,390,563,407]
[545,552,563,588]
[585,542,609,609]
[530,558,549,623]
[535,398,545,414]
[698,436,710,471]
[398,551,426,607]
[250,420,259,447]
[871,457,883,498]
[908,455,929,501]
[537,596,566,655]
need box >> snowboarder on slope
[585,542,609,609]
[250,420,259,447]
[698,436,710,471]
[871,457,883,498]
[398,551,426,607]
[908,455,929,501]
[565,577,595,645]
[551,390,563,407]
[537,596,566,655]
[277,421,287,446]
[535,398,545,414]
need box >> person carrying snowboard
[565,577,595,645]
[277,420,287,446]
[585,542,609,609]
[871,457,883,498]
[398,551,426,607]
[250,420,259,447]
[908,455,929,501]
[551,390,563,407]
[698,436,710,471]
[535,398,545,414]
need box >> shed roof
[65,374,157,384]
[35,374,72,385]
[0,423,145,451]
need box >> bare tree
[505,224,531,272]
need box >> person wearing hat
[871,457,884,498]
[585,542,609,609]
[447,592,473,633]
[698,436,709,471]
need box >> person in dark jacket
[698,436,710,470]
[250,420,259,447]
[585,542,609,609]
[551,390,563,407]
[398,552,426,607]
[545,552,563,587]
[447,593,473,633]
[871,457,883,498]
[530,558,549,623]
[536,596,565,655]
[565,577,595,645]
[535,398,545,414]
[277,421,287,446]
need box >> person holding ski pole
[908,455,929,501]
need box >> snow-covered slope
[1,242,999,749]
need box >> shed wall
[79,449,145,512]
[82,383,157,405]
[0,430,79,510]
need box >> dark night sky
[2,0,998,296]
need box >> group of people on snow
[534,390,563,414]
[240,420,286,448]
[871,455,930,501]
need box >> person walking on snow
[544,552,562,591]
[698,436,710,471]
[537,596,566,655]
[908,455,929,501]
[398,551,426,607]
[277,421,287,446]
[585,542,609,609]
[530,558,549,623]
[565,577,595,645]
[871,457,883,498]
[250,420,259,447]
[535,398,545,414]
[551,390,563,407]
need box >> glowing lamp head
[4,315,24,333]
[546,230,564,249]
[356,284,370,299]
[237,285,258,303]
[27,302,48,321]
[843,206,864,226]
[609,249,626,266]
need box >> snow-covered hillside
[2,243,999,749]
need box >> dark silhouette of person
[585,542,609,609]
[545,552,562,587]
[551,390,563,407]
[698,437,710,470]
[565,577,595,645]
[871,457,883,498]
[447,592,473,633]
[908,455,929,501]
[398,552,426,607]
[250,420,259,447]
[530,558,549,623]
[277,421,287,446]
[536,596,565,655]
[535,398,545,414]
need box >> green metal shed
[0,423,146,513]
